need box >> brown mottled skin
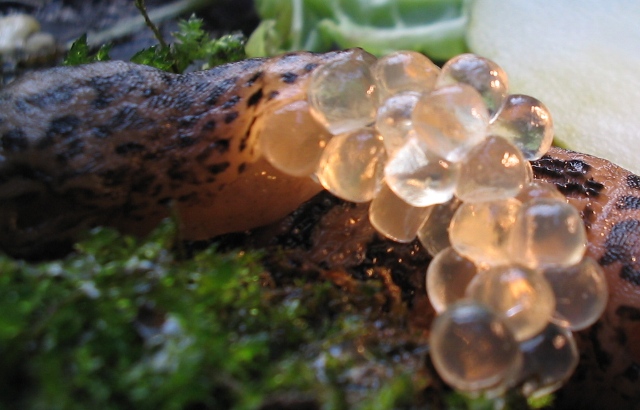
[0,50,370,257]
[532,147,640,409]
[0,50,639,406]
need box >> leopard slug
[0,49,369,258]
[530,147,640,408]
[1,51,639,405]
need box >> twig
[65,0,214,50]
[134,0,170,49]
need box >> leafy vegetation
[64,16,246,73]
[246,0,468,61]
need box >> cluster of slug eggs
[257,49,609,398]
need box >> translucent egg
[430,301,520,392]
[372,50,440,99]
[455,136,528,202]
[384,137,459,207]
[436,53,509,116]
[488,94,554,160]
[509,198,587,269]
[517,322,578,397]
[412,83,490,162]
[417,197,461,256]
[449,198,521,266]
[316,128,387,202]
[375,91,420,155]
[426,247,478,313]
[260,100,331,177]
[515,181,565,203]
[369,183,433,243]
[308,57,379,135]
[543,257,609,331]
[524,160,534,183]
[466,265,556,341]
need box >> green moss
[0,221,433,409]
[64,34,112,65]
[65,16,246,73]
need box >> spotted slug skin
[0,49,367,257]
[532,147,640,407]
[1,50,640,404]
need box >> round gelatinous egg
[543,257,608,331]
[417,197,461,256]
[384,137,459,207]
[430,301,521,393]
[509,198,587,269]
[449,198,521,266]
[436,53,509,116]
[515,181,565,203]
[372,50,440,99]
[316,127,386,202]
[524,160,534,183]
[488,94,554,160]
[308,56,379,135]
[412,83,490,162]
[455,136,528,202]
[517,322,578,398]
[466,264,556,341]
[375,91,420,155]
[426,247,478,313]
[369,182,433,243]
[260,100,332,177]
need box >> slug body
[0,50,361,257]
[1,51,639,404]
[532,147,640,407]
